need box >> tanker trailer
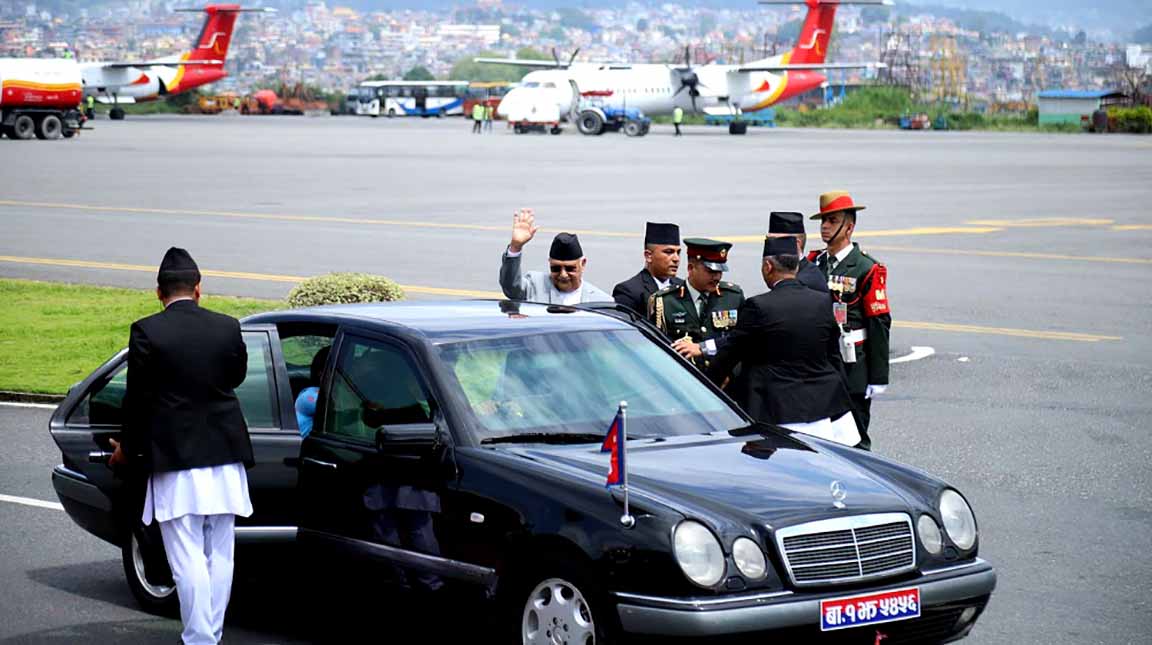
[0,58,84,140]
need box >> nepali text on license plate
[820,587,920,632]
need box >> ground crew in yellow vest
[808,190,892,451]
[85,94,95,119]
[649,238,744,369]
[483,102,494,132]
[472,102,484,134]
[672,106,684,136]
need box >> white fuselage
[497,59,797,121]
[79,58,186,101]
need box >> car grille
[774,513,916,586]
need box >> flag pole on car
[601,401,635,528]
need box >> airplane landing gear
[728,120,748,135]
[109,107,126,120]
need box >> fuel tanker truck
[0,58,85,140]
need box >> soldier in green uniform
[808,191,892,451]
[648,238,744,369]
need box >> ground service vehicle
[353,80,469,117]
[0,58,84,140]
[51,301,996,642]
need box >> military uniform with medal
[809,191,892,450]
[648,238,745,369]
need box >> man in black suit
[110,247,253,645]
[768,211,828,294]
[707,236,859,445]
[612,222,683,315]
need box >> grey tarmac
[0,115,1150,643]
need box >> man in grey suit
[499,207,610,304]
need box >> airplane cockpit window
[522,82,540,88]
[542,82,556,89]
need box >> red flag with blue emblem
[601,406,625,488]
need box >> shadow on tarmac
[14,557,485,644]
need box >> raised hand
[510,208,539,253]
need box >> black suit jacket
[123,300,253,474]
[797,258,829,293]
[707,280,853,425]
[612,269,683,316]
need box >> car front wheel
[504,556,615,645]
[122,527,178,615]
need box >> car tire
[502,556,615,645]
[12,114,36,140]
[36,114,63,140]
[387,108,397,118]
[121,527,178,616]
[623,120,643,137]
[550,126,562,135]
[576,110,604,136]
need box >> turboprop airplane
[479,0,888,135]
[80,4,271,119]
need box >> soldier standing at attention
[808,191,892,451]
[612,222,683,316]
[649,238,744,369]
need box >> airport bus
[462,81,516,116]
[353,80,469,117]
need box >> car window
[69,363,128,426]
[321,336,433,443]
[439,330,745,441]
[236,332,278,428]
[67,333,278,428]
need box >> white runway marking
[0,401,58,410]
[0,494,64,511]
[891,346,936,364]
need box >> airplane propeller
[551,47,581,68]
[671,45,706,112]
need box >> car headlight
[673,521,725,587]
[939,489,977,550]
[732,537,767,580]
[917,514,943,555]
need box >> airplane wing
[472,57,563,68]
[101,60,225,69]
[736,62,886,72]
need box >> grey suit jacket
[499,249,611,303]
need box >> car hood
[514,428,916,530]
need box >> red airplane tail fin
[788,0,838,65]
[185,4,242,62]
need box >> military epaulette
[718,282,743,294]
[652,284,679,297]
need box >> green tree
[402,65,435,81]
[449,49,550,82]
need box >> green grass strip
[0,279,280,395]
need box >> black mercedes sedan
[50,300,996,643]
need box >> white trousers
[159,513,236,645]
[780,412,861,447]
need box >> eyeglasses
[549,264,580,274]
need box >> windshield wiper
[481,432,654,446]
[482,433,608,445]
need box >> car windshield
[437,330,746,442]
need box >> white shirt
[651,273,670,291]
[142,462,253,525]
[828,244,854,270]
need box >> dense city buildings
[1,1,1147,106]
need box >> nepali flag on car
[600,405,625,488]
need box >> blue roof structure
[1038,89,1123,99]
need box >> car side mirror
[375,423,440,455]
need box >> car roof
[244,300,634,344]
